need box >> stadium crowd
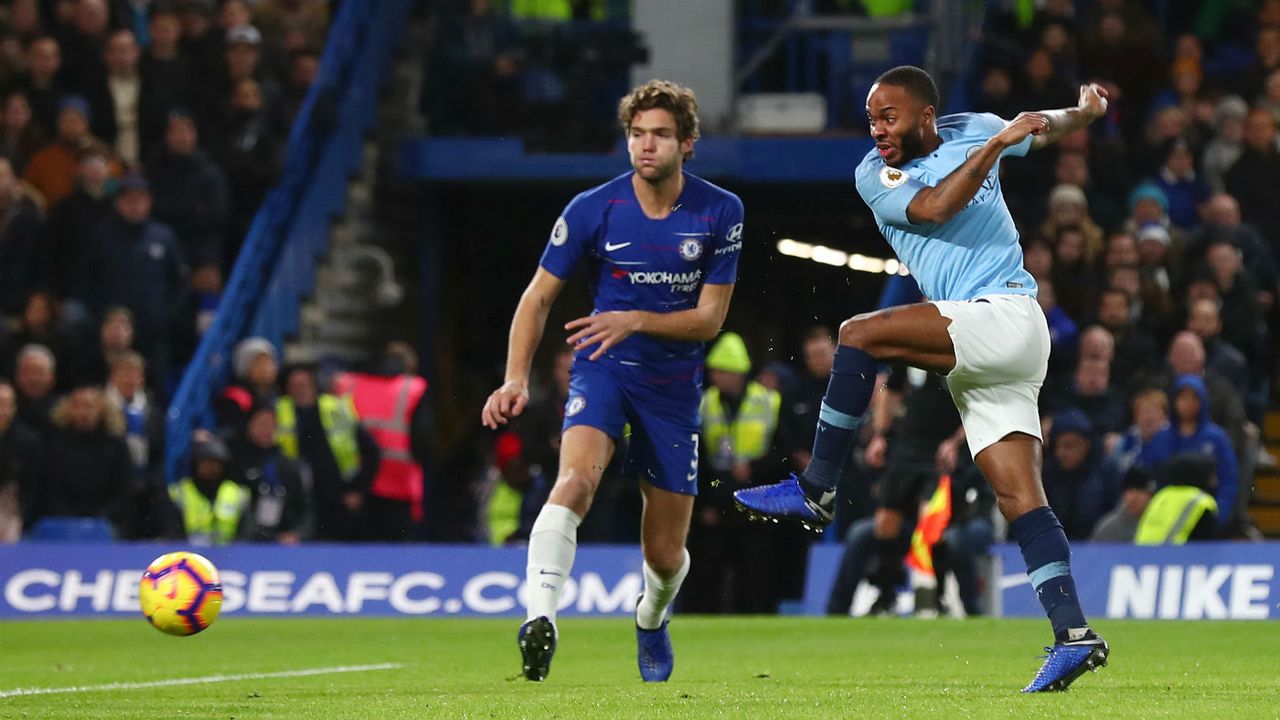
[0,0,331,543]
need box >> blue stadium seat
[28,517,116,542]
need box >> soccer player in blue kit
[481,80,744,683]
[736,66,1111,692]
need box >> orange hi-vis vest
[334,373,427,518]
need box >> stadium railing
[163,0,417,486]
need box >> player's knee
[642,544,685,577]
[838,315,879,354]
[550,468,598,508]
[994,493,1039,523]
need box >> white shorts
[933,293,1050,457]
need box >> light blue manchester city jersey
[854,112,1037,302]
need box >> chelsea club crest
[678,237,703,261]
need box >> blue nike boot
[733,473,833,531]
[518,616,557,681]
[636,618,674,682]
[1022,631,1109,692]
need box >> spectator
[1041,408,1109,540]
[177,0,223,117]
[1121,182,1189,263]
[1191,194,1278,316]
[45,147,112,297]
[1259,68,1280,126]
[1149,138,1210,230]
[166,432,248,545]
[57,0,111,100]
[1186,298,1249,400]
[1077,324,1115,366]
[3,291,80,387]
[1104,388,1170,492]
[1038,276,1078,377]
[1135,453,1219,544]
[276,363,381,541]
[230,402,306,543]
[1238,25,1280,102]
[104,350,160,482]
[1049,225,1101,325]
[1043,358,1126,443]
[0,154,46,317]
[78,173,187,388]
[1089,467,1155,543]
[686,332,785,614]
[145,109,228,264]
[79,305,135,387]
[1200,95,1248,193]
[0,379,42,540]
[1040,184,1105,262]
[1096,286,1161,399]
[1139,375,1239,532]
[139,4,191,152]
[421,0,523,136]
[15,35,65,133]
[83,28,143,165]
[1135,223,1175,299]
[12,343,57,436]
[1204,238,1266,369]
[1,89,47,173]
[275,46,318,129]
[172,259,222,368]
[24,95,117,209]
[38,385,133,534]
[216,78,281,257]
[213,24,278,138]
[255,0,329,55]
[215,336,278,434]
[1225,108,1280,244]
[333,341,430,541]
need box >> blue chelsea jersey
[854,112,1037,302]
[539,171,744,364]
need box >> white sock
[636,549,690,630]
[525,503,582,624]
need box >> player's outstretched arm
[564,282,735,361]
[1028,83,1109,151]
[481,267,566,428]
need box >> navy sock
[1009,506,1089,643]
[801,345,876,497]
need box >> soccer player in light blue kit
[736,66,1110,692]
[481,80,743,683]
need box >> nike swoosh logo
[604,241,631,251]
[539,569,563,577]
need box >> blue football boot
[518,616,557,681]
[1021,631,1109,692]
[636,596,674,683]
[733,473,833,531]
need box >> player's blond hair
[618,79,700,161]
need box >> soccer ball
[139,551,223,636]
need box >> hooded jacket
[1042,408,1111,540]
[1139,375,1238,527]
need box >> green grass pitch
[2,616,1277,718]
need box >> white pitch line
[0,662,404,699]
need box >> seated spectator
[0,153,45,317]
[1089,467,1156,543]
[1204,238,1266,368]
[79,305,135,387]
[213,25,280,138]
[1041,184,1104,261]
[1043,357,1126,444]
[173,259,222,368]
[38,385,133,535]
[1139,375,1238,532]
[1148,137,1210,230]
[215,336,278,435]
[145,110,228,264]
[1037,276,1078,378]
[12,343,57,436]
[23,95,118,209]
[1136,453,1219,544]
[77,173,187,388]
[139,4,191,153]
[3,291,81,387]
[1185,298,1249,400]
[1224,107,1280,244]
[1192,194,1278,316]
[276,363,380,541]
[420,0,523,137]
[1042,408,1109,540]
[1200,96,1248,193]
[104,350,161,482]
[275,46,318,129]
[57,0,111,100]
[1121,182,1189,264]
[1135,223,1174,297]
[231,402,305,544]
[1,89,47,173]
[46,147,112,297]
[1095,286,1161,399]
[1105,387,1170,489]
[1050,226,1101,322]
[166,432,248,545]
[15,35,65,134]
[0,379,42,541]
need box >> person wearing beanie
[1040,408,1109,540]
[166,430,248,544]
[23,94,120,209]
[214,336,279,435]
[684,332,784,614]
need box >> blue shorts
[562,355,702,495]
